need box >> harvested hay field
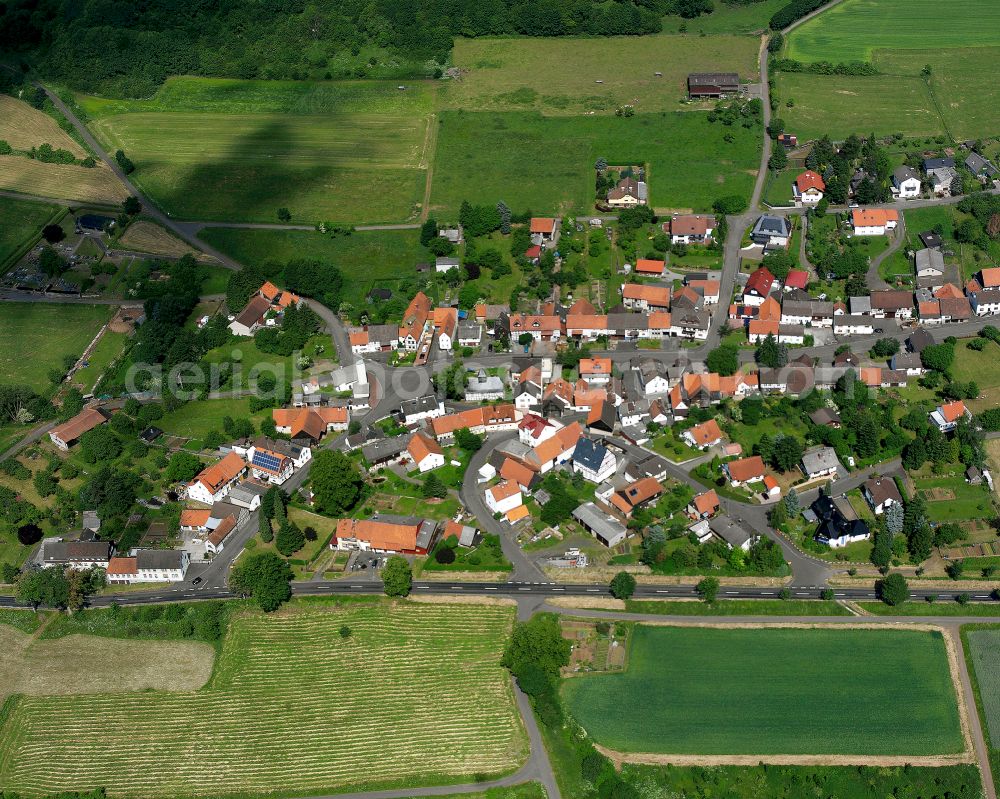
[0,156,128,204]
[0,601,526,798]
[118,221,215,261]
[0,625,213,703]
[563,624,965,757]
[0,95,86,157]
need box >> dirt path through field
[419,112,438,221]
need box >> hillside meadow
[446,34,760,115]
[430,110,759,217]
[0,196,61,270]
[563,625,964,755]
[0,601,527,797]
[76,78,437,224]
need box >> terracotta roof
[566,313,609,331]
[336,518,419,551]
[192,452,246,494]
[400,291,432,340]
[795,170,825,192]
[349,331,369,346]
[669,214,715,236]
[408,431,443,465]
[180,509,211,528]
[569,298,597,315]
[635,258,665,275]
[687,419,723,446]
[934,283,964,300]
[207,515,237,548]
[726,455,765,483]
[506,505,530,523]
[488,479,521,503]
[577,382,608,409]
[259,281,300,309]
[860,367,882,386]
[919,300,941,318]
[500,458,535,489]
[757,296,781,321]
[693,490,719,516]
[749,319,779,337]
[981,267,1000,289]
[272,407,347,440]
[107,556,137,576]
[530,217,556,234]
[687,279,720,298]
[763,475,779,491]
[509,313,561,333]
[647,311,671,329]
[525,245,542,259]
[534,421,582,465]
[851,208,899,228]
[610,477,663,513]
[622,283,671,306]
[433,306,458,338]
[519,365,543,385]
[784,270,809,290]
[50,407,108,445]
[431,404,516,437]
[544,378,574,405]
[745,267,775,297]
[941,400,967,423]
[579,358,612,376]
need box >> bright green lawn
[0,303,111,392]
[72,331,128,393]
[912,473,993,523]
[157,397,268,440]
[786,0,1000,63]
[951,340,1000,413]
[563,625,963,755]
[431,110,760,216]
[0,197,62,270]
[78,77,435,224]
[198,228,425,306]
[624,599,851,616]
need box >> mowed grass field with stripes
[0,602,527,797]
[77,78,436,224]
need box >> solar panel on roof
[252,452,282,471]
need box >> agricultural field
[0,95,87,157]
[775,73,943,141]
[446,35,759,115]
[0,155,128,205]
[563,625,963,755]
[965,627,1000,784]
[623,599,852,616]
[780,0,1000,139]
[0,302,111,392]
[77,77,436,224]
[71,330,128,394]
[0,601,526,797]
[786,0,1000,63]
[198,227,426,306]
[117,221,215,261]
[0,196,62,270]
[0,623,213,703]
[431,111,759,217]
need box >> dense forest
[0,0,767,97]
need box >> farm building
[687,72,739,99]
[572,502,628,548]
[48,406,110,451]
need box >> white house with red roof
[793,170,825,205]
[930,400,971,433]
[743,266,775,307]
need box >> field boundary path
[35,84,243,272]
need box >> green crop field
[0,303,111,392]
[563,625,963,755]
[780,0,1000,139]
[77,77,436,224]
[786,0,1000,63]
[0,197,61,270]
[431,111,759,216]
[198,227,425,306]
[775,73,943,141]
[446,35,759,115]
[669,0,788,35]
[0,602,526,798]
